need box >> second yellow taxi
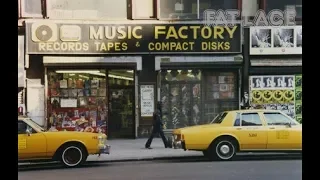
[170,109,302,161]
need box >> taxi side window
[234,113,241,126]
[263,113,297,126]
[18,121,28,134]
[241,113,262,126]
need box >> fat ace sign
[26,20,241,54]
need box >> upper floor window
[132,0,157,19]
[47,0,127,20]
[21,0,43,18]
[264,0,302,19]
[159,0,239,20]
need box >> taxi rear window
[211,112,228,124]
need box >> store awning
[250,57,302,66]
[155,55,243,70]
[43,56,142,70]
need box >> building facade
[18,0,302,138]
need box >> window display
[204,72,238,123]
[47,70,107,134]
[161,70,202,129]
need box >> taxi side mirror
[26,129,31,136]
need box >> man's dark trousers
[145,126,168,148]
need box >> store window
[264,0,302,19]
[160,70,202,129]
[203,71,238,123]
[159,0,239,20]
[47,0,127,19]
[47,69,108,134]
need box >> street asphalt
[18,154,302,180]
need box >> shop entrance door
[107,70,135,139]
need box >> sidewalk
[87,138,202,162]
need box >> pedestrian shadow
[157,154,302,163]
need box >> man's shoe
[146,147,152,149]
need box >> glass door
[107,70,135,139]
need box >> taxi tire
[60,145,87,168]
[207,138,236,161]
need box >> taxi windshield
[26,118,45,132]
[211,112,228,124]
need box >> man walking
[145,101,169,149]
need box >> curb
[87,155,203,163]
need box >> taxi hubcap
[220,145,230,154]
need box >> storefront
[25,19,242,138]
[156,56,243,130]
[248,26,302,123]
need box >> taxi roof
[224,109,282,113]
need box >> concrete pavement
[87,138,202,162]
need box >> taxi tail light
[181,134,185,140]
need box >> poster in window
[98,88,106,96]
[69,89,78,97]
[251,76,263,89]
[294,74,302,123]
[60,98,77,108]
[79,97,88,106]
[84,89,90,96]
[213,92,220,99]
[60,89,69,97]
[249,75,296,118]
[68,79,76,88]
[218,76,226,83]
[84,80,91,88]
[88,97,96,105]
[219,84,229,92]
[100,79,107,88]
[76,79,84,88]
[60,80,68,88]
[91,80,99,88]
[78,89,84,97]
[51,97,60,108]
[91,89,98,96]
[262,76,275,88]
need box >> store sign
[140,85,154,117]
[249,75,296,119]
[250,26,302,55]
[18,36,25,87]
[25,20,241,54]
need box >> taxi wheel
[206,138,236,161]
[213,139,236,161]
[60,145,87,167]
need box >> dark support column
[241,27,250,109]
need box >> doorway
[107,70,135,139]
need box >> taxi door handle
[269,127,275,129]
[236,128,242,130]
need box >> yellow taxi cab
[18,116,110,167]
[170,110,302,161]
